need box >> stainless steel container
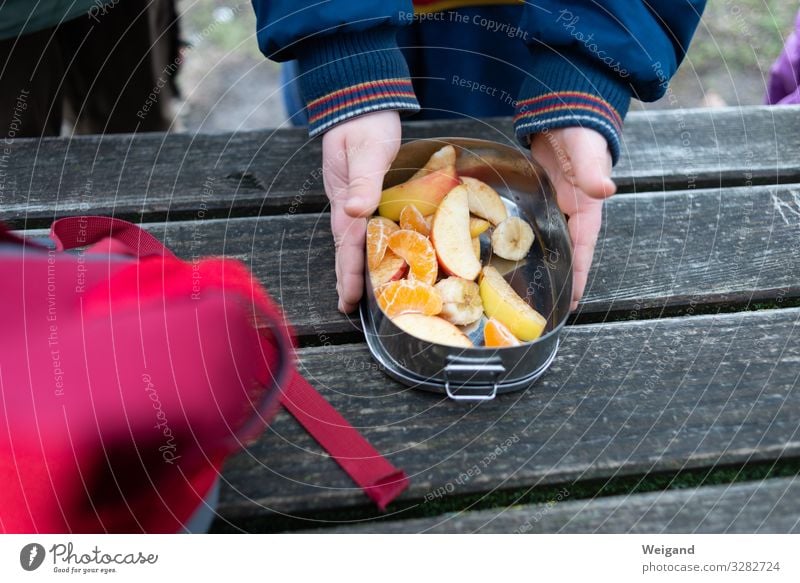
[360,138,572,401]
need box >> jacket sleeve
[515,0,706,164]
[251,1,419,136]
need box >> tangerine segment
[399,204,431,237]
[377,279,442,318]
[387,229,438,286]
[366,217,399,271]
[484,317,521,347]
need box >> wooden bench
[5,105,800,533]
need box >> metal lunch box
[360,137,572,401]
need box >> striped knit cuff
[515,51,631,165]
[295,27,419,137]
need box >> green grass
[211,457,800,532]
[688,1,796,72]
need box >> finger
[330,202,367,313]
[571,130,616,200]
[566,197,604,310]
[343,144,395,218]
[575,164,616,200]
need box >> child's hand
[322,111,402,313]
[531,127,616,311]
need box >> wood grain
[213,307,800,524]
[316,476,800,533]
[2,106,798,226]
[145,183,800,339]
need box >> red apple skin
[379,170,460,221]
[410,145,457,180]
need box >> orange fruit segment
[387,229,438,286]
[400,204,431,237]
[377,279,443,318]
[366,217,399,271]
[369,249,407,289]
[484,317,521,347]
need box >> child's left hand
[531,127,617,311]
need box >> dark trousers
[0,0,180,138]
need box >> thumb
[344,137,397,217]
[572,133,616,200]
[343,147,393,218]
[575,163,616,200]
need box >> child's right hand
[321,110,402,314]
[531,127,617,311]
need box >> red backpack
[0,216,407,533]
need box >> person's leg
[58,0,181,134]
[0,27,64,138]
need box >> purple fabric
[765,10,800,105]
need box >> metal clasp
[443,355,505,401]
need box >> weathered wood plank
[581,183,800,315]
[2,106,798,225]
[214,307,800,522]
[146,183,800,338]
[614,106,800,192]
[317,477,800,533]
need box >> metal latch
[443,355,505,401]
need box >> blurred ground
[175,0,798,132]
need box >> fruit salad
[368,144,547,348]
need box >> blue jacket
[252,0,706,164]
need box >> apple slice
[472,237,481,260]
[410,145,457,180]
[479,265,546,341]
[392,313,473,348]
[435,276,483,326]
[379,146,460,221]
[431,184,482,281]
[369,249,407,289]
[491,216,534,261]
[469,216,491,238]
[366,216,400,271]
[462,176,508,226]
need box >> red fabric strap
[281,371,409,510]
[50,216,175,258]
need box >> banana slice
[491,217,534,261]
[434,276,483,326]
